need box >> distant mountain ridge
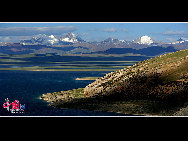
[0,33,188,56]
[96,46,178,56]
[18,33,188,47]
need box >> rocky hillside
[84,49,188,100]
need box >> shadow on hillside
[51,59,188,116]
[51,90,188,116]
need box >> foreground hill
[41,49,188,116]
[85,49,188,99]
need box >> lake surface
[0,70,127,116]
[0,55,150,116]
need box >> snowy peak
[170,38,188,44]
[103,38,119,43]
[31,34,59,45]
[66,32,76,38]
[102,37,129,44]
[60,32,78,43]
[177,38,184,42]
[20,33,85,45]
[133,35,154,45]
[48,35,59,45]
[32,34,48,42]
[60,32,85,43]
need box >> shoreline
[0,68,121,72]
[75,77,99,80]
[40,87,188,116]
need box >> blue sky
[0,22,188,43]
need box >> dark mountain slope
[96,46,178,56]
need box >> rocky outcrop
[40,88,86,103]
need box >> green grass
[76,77,99,80]
[0,57,132,71]
[159,59,188,83]
[60,53,145,57]
[0,67,124,71]
[71,61,139,63]
[0,59,27,62]
[0,53,139,71]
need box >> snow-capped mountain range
[20,33,158,46]
[101,37,132,45]
[19,32,188,46]
[169,38,188,44]
[20,33,85,45]
[1,33,188,56]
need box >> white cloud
[0,36,32,42]
[165,37,176,42]
[0,26,77,36]
[120,28,128,32]
[102,27,117,32]
[88,28,99,31]
[163,30,188,37]
[0,36,11,42]
[78,33,90,36]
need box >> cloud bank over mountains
[163,30,188,37]
[0,26,77,36]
